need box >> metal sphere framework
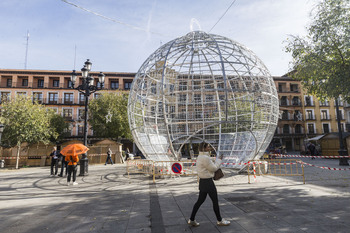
[128,31,279,168]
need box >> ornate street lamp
[70,59,105,176]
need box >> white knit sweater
[196,152,222,179]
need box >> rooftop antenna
[24,31,29,69]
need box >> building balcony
[31,98,86,105]
[305,102,315,107]
[321,116,331,121]
[306,115,316,120]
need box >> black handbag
[213,168,224,180]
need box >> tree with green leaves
[88,92,132,140]
[48,112,70,142]
[0,96,60,169]
[285,0,350,101]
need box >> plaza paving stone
[0,157,349,233]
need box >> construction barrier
[126,159,197,183]
[247,159,305,184]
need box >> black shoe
[58,175,62,177]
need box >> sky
[0,0,318,76]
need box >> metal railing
[126,159,197,183]
[247,159,305,184]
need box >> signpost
[171,163,182,174]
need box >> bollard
[0,159,4,168]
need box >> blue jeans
[105,156,113,165]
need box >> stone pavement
[0,157,350,233]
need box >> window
[64,93,73,104]
[290,84,299,92]
[195,110,202,118]
[67,80,73,88]
[94,93,101,99]
[62,109,73,120]
[305,96,313,106]
[323,124,330,133]
[179,94,187,102]
[179,81,187,91]
[78,125,84,136]
[282,110,289,120]
[283,124,289,134]
[33,92,43,104]
[124,82,132,90]
[1,92,10,103]
[295,124,302,134]
[336,109,344,120]
[321,110,328,120]
[79,93,85,104]
[281,96,288,106]
[194,94,201,103]
[78,109,85,121]
[6,79,12,87]
[53,80,59,87]
[294,110,302,121]
[193,81,201,90]
[217,82,225,89]
[205,81,213,89]
[151,83,156,94]
[48,93,58,104]
[38,79,44,88]
[292,97,300,106]
[111,81,119,89]
[22,79,28,87]
[308,124,315,134]
[306,110,314,120]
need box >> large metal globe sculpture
[128,31,279,168]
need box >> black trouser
[50,158,58,175]
[59,158,67,176]
[105,156,113,165]
[190,178,222,221]
[67,165,77,182]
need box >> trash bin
[0,159,4,168]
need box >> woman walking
[188,142,230,227]
[65,153,79,186]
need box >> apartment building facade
[0,69,135,141]
[1,69,348,153]
[273,76,347,152]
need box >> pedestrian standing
[105,148,114,165]
[188,142,230,227]
[50,146,59,176]
[65,153,79,186]
[58,152,67,177]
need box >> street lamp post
[335,98,349,166]
[71,59,105,176]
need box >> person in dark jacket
[50,146,59,176]
[58,152,67,177]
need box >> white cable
[61,0,165,36]
[209,0,237,32]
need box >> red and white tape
[273,154,350,159]
[297,161,350,171]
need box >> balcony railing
[31,98,87,105]
[321,116,331,120]
[306,115,316,120]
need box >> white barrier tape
[273,154,350,159]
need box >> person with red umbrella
[61,144,89,186]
